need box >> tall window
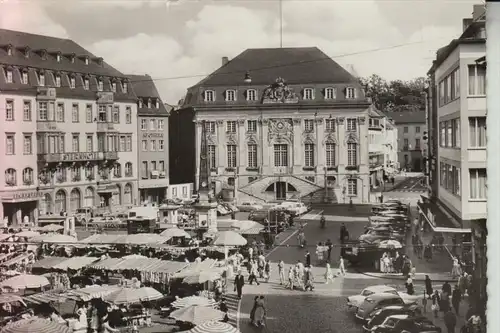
[227,144,237,168]
[347,179,357,195]
[149,119,156,130]
[86,105,93,123]
[84,78,89,90]
[208,145,216,169]
[205,121,216,133]
[22,168,33,185]
[204,90,215,102]
[226,121,237,133]
[325,119,335,132]
[454,69,460,98]
[72,135,79,152]
[23,135,32,154]
[303,88,314,100]
[125,162,133,177]
[97,80,103,91]
[56,103,64,122]
[248,144,257,168]
[304,119,314,132]
[247,120,257,132]
[468,65,486,96]
[22,71,28,84]
[274,144,288,167]
[158,119,164,130]
[469,169,487,199]
[55,75,61,87]
[325,142,336,167]
[72,104,79,122]
[159,161,165,171]
[39,73,45,86]
[5,100,14,121]
[98,105,107,122]
[69,76,75,89]
[415,138,421,150]
[86,135,93,152]
[6,134,14,155]
[112,106,119,123]
[5,168,16,186]
[142,140,147,151]
[403,126,409,133]
[225,90,236,101]
[304,143,315,167]
[452,118,461,147]
[141,161,148,178]
[126,107,132,124]
[404,139,409,150]
[440,122,446,147]
[23,101,31,121]
[141,119,147,130]
[469,117,486,147]
[347,142,357,166]
[415,126,420,133]
[346,118,357,132]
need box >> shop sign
[62,152,98,161]
[2,191,44,202]
[142,132,163,138]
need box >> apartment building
[0,29,139,225]
[425,4,486,314]
[129,74,170,204]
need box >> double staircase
[300,188,339,205]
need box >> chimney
[222,57,229,66]
[463,18,473,32]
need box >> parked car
[355,293,405,321]
[237,202,263,212]
[369,315,441,333]
[277,201,309,216]
[363,304,423,331]
[358,229,404,244]
[248,209,270,223]
[348,285,420,310]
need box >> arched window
[70,188,81,212]
[41,193,52,215]
[113,163,122,178]
[113,184,121,206]
[22,167,34,185]
[4,168,16,186]
[84,187,95,207]
[55,190,67,213]
[124,183,133,205]
[125,162,133,177]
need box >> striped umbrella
[187,321,240,333]
[182,270,222,285]
[104,287,163,305]
[0,274,49,290]
[1,318,71,333]
[170,306,225,325]
[171,296,218,309]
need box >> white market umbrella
[31,234,76,244]
[160,227,192,239]
[0,274,49,290]
[104,287,163,305]
[187,321,240,333]
[15,230,40,238]
[212,231,247,260]
[378,239,403,249]
[38,224,64,232]
[1,317,72,333]
[171,296,218,309]
[170,306,225,325]
[122,254,148,259]
[182,270,222,285]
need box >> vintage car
[347,286,420,309]
[237,202,264,212]
[369,315,441,333]
[355,293,405,321]
[363,304,422,331]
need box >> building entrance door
[275,181,287,200]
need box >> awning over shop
[31,257,68,269]
[239,226,264,235]
[0,253,30,267]
[78,234,126,246]
[417,195,471,233]
[23,285,123,304]
[87,256,188,274]
[173,259,218,279]
[53,256,99,270]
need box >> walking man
[338,256,346,276]
[444,309,457,333]
[234,271,245,299]
[452,284,462,316]
[326,239,333,262]
[278,260,285,285]
[305,250,311,268]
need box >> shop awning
[0,253,30,267]
[53,256,99,270]
[417,195,471,233]
[78,234,126,246]
[31,257,68,269]
[87,256,188,274]
[173,259,218,279]
[239,226,264,235]
[88,257,124,270]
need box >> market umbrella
[182,270,222,285]
[230,220,260,231]
[38,224,64,232]
[104,287,163,305]
[0,294,25,306]
[0,274,50,290]
[171,296,218,309]
[186,321,240,333]
[1,317,71,333]
[122,254,148,259]
[31,234,76,244]
[15,230,40,238]
[212,231,247,259]
[378,239,403,249]
[170,306,225,325]
[3,270,21,277]
[160,227,192,239]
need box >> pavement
[234,204,465,333]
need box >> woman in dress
[380,252,388,273]
[249,296,259,325]
[451,257,462,278]
[425,275,433,299]
[324,263,334,284]
[431,290,441,318]
[253,296,267,327]
[316,242,324,264]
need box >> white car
[347,285,420,309]
[278,202,308,216]
[237,202,263,212]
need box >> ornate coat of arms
[268,118,293,143]
[262,77,299,104]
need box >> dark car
[363,304,422,331]
[370,315,441,333]
[358,229,404,244]
[248,209,270,223]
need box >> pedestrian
[425,275,433,299]
[297,231,304,248]
[248,261,260,286]
[287,266,294,290]
[264,260,271,282]
[459,272,468,297]
[258,253,266,278]
[316,242,325,264]
[467,312,482,333]
[305,250,311,267]
[233,271,245,299]
[249,296,258,325]
[324,263,334,284]
[452,284,461,316]
[410,265,416,279]
[451,257,462,278]
[443,281,452,295]
[325,239,333,261]
[340,223,347,243]
[431,290,441,318]
[248,246,253,262]
[278,260,285,285]
[405,276,414,295]
[304,267,315,291]
[444,309,457,333]
[338,256,346,276]
[253,296,266,327]
[422,292,428,314]
[424,245,433,261]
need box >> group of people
[379,251,415,276]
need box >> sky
[0,0,480,104]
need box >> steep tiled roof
[193,47,359,87]
[127,74,168,116]
[385,111,426,124]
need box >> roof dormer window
[225,89,236,101]
[155,99,160,108]
[56,53,61,62]
[69,75,75,89]
[38,72,45,87]
[84,57,89,65]
[122,81,128,93]
[111,82,116,92]
[97,78,103,91]
[5,68,13,83]
[246,89,257,101]
[40,50,47,60]
[23,47,30,58]
[21,70,28,84]
[55,74,61,87]
[303,88,314,100]
[6,45,12,56]
[204,90,215,102]
[69,54,75,63]
[138,99,143,108]
[84,77,89,90]
[147,99,152,108]
[324,87,336,99]
[345,87,356,99]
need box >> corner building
[0,29,138,225]
[173,47,371,204]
